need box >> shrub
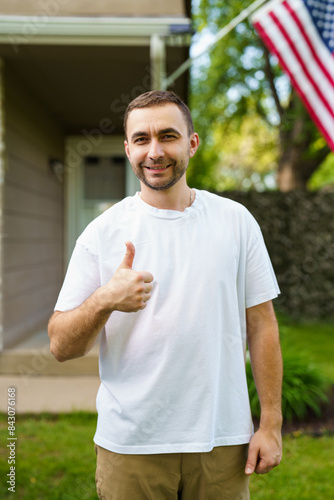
[221,191,334,321]
[246,346,329,422]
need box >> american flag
[252,0,334,150]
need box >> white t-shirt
[55,190,280,454]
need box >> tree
[188,0,332,191]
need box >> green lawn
[1,412,334,499]
[250,433,334,499]
[0,413,97,500]
[277,315,334,383]
[1,316,333,499]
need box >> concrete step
[0,329,100,413]
[0,328,99,376]
[0,374,100,413]
[0,349,99,376]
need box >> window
[84,155,126,201]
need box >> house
[0,0,192,350]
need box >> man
[48,90,283,499]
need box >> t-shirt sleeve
[244,217,280,309]
[54,240,101,312]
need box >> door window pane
[80,154,126,232]
[84,155,126,201]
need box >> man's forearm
[48,287,112,362]
[246,303,283,429]
[48,242,155,362]
[245,301,283,475]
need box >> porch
[0,1,192,352]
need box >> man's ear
[124,140,131,161]
[189,133,200,158]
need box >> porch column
[150,34,166,90]
[0,58,5,351]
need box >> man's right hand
[103,241,154,313]
[48,241,154,361]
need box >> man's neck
[139,181,194,212]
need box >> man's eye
[134,137,147,144]
[163,135,176,140]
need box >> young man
[48,91,283,499]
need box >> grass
[1,412,333,499]
[249,433,334,499]
[0,412,97,499]
[0,315,333,499]
[277,314,334,383]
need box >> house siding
[3,67,64,348]
[0,0,186,17]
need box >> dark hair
[124,90,194,138]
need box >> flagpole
[163,0,269,89]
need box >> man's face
[124,103,198,191]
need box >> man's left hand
[245,427,282,475]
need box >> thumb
[245,447,258,476]
[119,241,135,270]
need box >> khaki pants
[95,444,250,500]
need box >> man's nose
[148,139,164,159]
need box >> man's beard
[132,158,188,191]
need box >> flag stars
[312,10,334,19]
[308,0,334,49]
[308,0,330,9]
[308,0,334,18]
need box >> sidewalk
[0,328,100,413]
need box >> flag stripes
[252,0,334,150]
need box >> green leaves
[281,350,329,421]
[189,0,333,191]
[247,344,329,422]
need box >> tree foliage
[188,0,333,191]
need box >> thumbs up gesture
[104,242,154,313]
[119,240,136,270]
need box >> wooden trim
[0,58,5,351]
[0,15,191,47]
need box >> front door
[65,135,139,263]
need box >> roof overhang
[0,15,192,134]
[0,15,192,47]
